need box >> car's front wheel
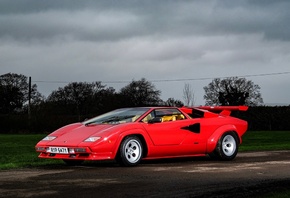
[118,136,143,166]
[211,132,239,161]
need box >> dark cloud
[1,0,290,41]
[1,0,290,105]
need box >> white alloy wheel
[124,139,142,163]
[119,136,143,166]
[211,132,239,161]
[221,134,237,157]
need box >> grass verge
[0,131,290,170]
[239,131,290,151]
[0,134,63,170]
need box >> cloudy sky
[1,0,290,105]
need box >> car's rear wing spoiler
[181,106,248,117]
[197,106,248,111]
[197,106,248,116]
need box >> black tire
[118,136,143,167]
[63,159,84,166]
[211,132,239,161]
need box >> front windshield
[83,107,150,125]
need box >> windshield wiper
[84,122,97,126]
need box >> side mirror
[148,117,162,124]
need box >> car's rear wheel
[63,159,84,166]
[211,132,239,161]
[118,136,143,166]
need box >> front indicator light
[36,147,45,152]
[74,148,86,153]
[68,148,86,153]
[69,148,75,154]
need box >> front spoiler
[38,152,114,161]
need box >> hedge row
[0,106,289,134]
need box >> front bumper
[36,146,115,161]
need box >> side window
[155,109,186,122]
[141,112,155,123]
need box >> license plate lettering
[48,147,68,154]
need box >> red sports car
[35,106,248,166]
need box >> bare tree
[183,83,195,106]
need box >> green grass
[0,131,290,170]
[0,134,63,170]
[240,131,290,151]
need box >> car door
[141,108,201,146]
[142,119,201,146]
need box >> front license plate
[47,147,68,154]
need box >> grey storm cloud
[1,0,290,42]
[1,0,290,105]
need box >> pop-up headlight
[84,137,101,142]
[42,136,56,141]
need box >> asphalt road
[1,151,290,198]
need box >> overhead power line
[32,71,290,84]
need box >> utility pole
[28,76,31,121]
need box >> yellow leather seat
[142,114,153,123]
[162,115,176,122]
[176,114,185,120]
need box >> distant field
[0,131,290,170]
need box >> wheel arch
[206,125,240,153]
[127,134,148,158]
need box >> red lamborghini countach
[35,106,248,166]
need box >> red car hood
[46,123,119,146]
